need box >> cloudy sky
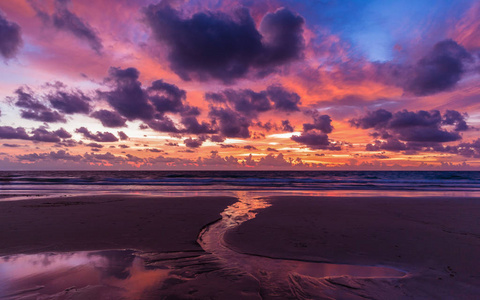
[0,0,479,170]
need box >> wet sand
[0,194,236,256]
[225,196,480,299]
[1,194,480,299]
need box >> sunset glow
[1,0,480,170]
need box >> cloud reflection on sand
[0,250,169,299]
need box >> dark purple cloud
[205,85,301,139]
[30,127,69,143]
[366,138,409,152]
[86,142,103,148]
[303,113,333,133]
[349,109,392,129]
[17,150,82,162]
[20,110,66,123]
[184,137,203,148]
[180,115,217,134]
[443,110,469,131]
[209,107,250,138]
[54,127,72,139]
[47,90,91,114]
[208,85,301,114]
[117,131,128,141]
[351,109,468,144]
[76,127,118,142]
[291,113,340,150]
[207,89,271,116]
[13,87,66,123]
[266,85,301,112]
[3,143,20,147]
[148,80,188,114]
[0,126,30,140]
[372,40,475,96]
[209,135,225,143]
[144,5,304,82]
[0,12,22,59]
[281,120,294,132]
[146,116,180,133]
[406,40,473,96]
[0,126,71,143]
[291,131,334,150]
[91,109,127,128]
[101,67,155,121]
[101,67,211,136]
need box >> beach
[1,193,480,299]
[0,194,236,256]
[225,196,480,299]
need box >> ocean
[1,170,480,199]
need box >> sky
[0,0,479,170]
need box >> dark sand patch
[224,196,480,298]
[0,194,236,256]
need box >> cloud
[20,110,66,123]
[354,109,471,153]
[146,116,180,133]
[53,127,72,139]
[281,120,294,132]
[372,40,475,96]
[76,127,118,142]
[184,137,203,148]
[86,142,103,148]
[204,84,301,139]
[30,0,103,54]
[12,85,92,122]
[349,109,392,130]
[206,84,301,115]
[47,90,91,114]
[13,87,66,123]
[266,85,301,112]
[91,109,127,128]
[291,112,339,150]
[17,150,82,162]
[209,107,250,138]
[0,126,30,140]
[291,131,333,150]
[303,113,333,133]
[144,5,304,82]
[148,79,188,114]
[100,67,212,135]
[405,40,473,96]
[443,110,469,131]
[101,67,155,121]
[117,131,128,140]
[3,143,21,147]
[0,11,22,59]
[206,89,271,117]
[180,115,217,134]
[30,127,70,142]
[0,126,71,143]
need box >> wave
[1,171,480,192]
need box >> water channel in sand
[0,191,406,299]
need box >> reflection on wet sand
[0,251,169,299]
[0,192,406,299]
